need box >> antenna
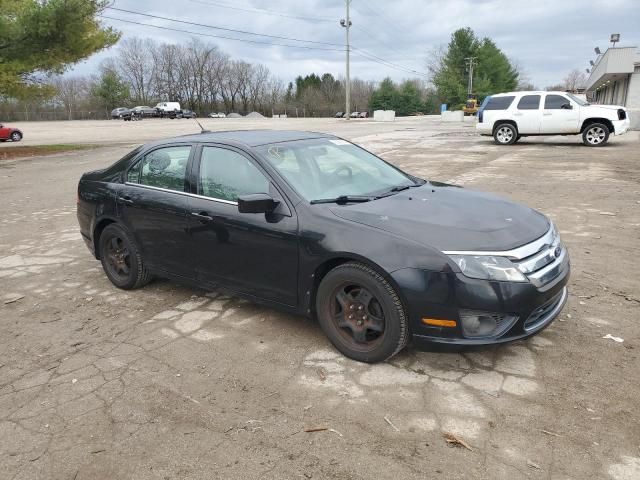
[193,117,210,133]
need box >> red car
[0,124,23,142]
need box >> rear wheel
[493,123,518,145]
[582,123,610,146]
[316,262,409,363]
[10,131,22,142]
[99,224,152,290]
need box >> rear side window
[517,95,540,110]
[544,95,570,109]
[129,146,191,192]
[198,147,269,202]
[483,96,515,110]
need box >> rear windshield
[484,96,515,110]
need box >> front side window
[517,95,541,110]
[129,146,191,191]
[544,95,570,110]
[199,147,270,202]
[483,96,515,110]
[256,138,414,201]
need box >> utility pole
[340,1,352,119]
[465,57,477,98]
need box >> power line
[105,6,343,47]
[184,0,335,23]
[99,15,345,52]
[351,47,429,78]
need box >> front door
[186,145,299,306]
[513,94,541,134]
[542,94,579,134]
[117,144,194,277]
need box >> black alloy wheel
[316,262,409,363]
[99,224,151,289]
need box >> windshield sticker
[329,139,350,146]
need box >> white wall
[626,72,640,129]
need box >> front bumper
[613,117,630,136]
[392,232,570,347]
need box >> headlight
[449,255,527,282]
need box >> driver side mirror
[238,193,279,214]
[561,103,573,110]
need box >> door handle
[118,195,134,205]
[191,211,213,222]
[513,113,523,116]
[543,113,552,116]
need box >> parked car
[477,91,631,146]
[179,109,197,119]
[350,111,360,118]
[131,106,157,117]
[77,130,569,363]
[155,102,181,114]
[110,107,130,119]
[334,112,344,118]
[358,111,369,118]
[0,123,23,142]
[209,112,226,118]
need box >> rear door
[513,94,541,134]
[542,94,579,133]
[186,145,299,306]
[117,144,195,277]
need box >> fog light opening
[459,311,518,339]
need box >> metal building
[585,46,640,129]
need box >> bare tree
[52,76,89,120]
[562,69,588,91]
[117,37,155,104]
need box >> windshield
[256,138,417,202]
[566,93,589,106]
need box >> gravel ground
[1,117,639,480]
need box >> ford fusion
[77,130,569,362]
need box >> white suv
[476,91,631,146]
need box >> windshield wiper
[375,183,419,199]
[310,195,373,205]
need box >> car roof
[491,91,569,97]
[164,129,334,147]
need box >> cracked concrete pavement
[1,117,639,479]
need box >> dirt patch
[0,144,97,161]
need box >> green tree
[0,0,119,98]
[397,80,423,115]
[91,69,129,114]
[430,28,518,107]
[368,77,399,111]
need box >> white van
[154,102,181,113]
[476,91,630,146]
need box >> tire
[10,131,22,142]
[315,262,409,363]
[493,123,518,145]
[582,123,610,146]
[98,224,152,290]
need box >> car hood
[329,183,550,252]
[583,104,624,114]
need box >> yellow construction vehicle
[463,95,479,116]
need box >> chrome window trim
[123,182,238,206]
[442,224,555,261]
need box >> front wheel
[493,123,518,145]
[10,132,22,142]
[99,224,152,290]
[316,262,409,363]
[582,123,610,146]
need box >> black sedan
[77,130,569,362]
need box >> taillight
[618,109,626,120]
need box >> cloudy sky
[72,0,640,88]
